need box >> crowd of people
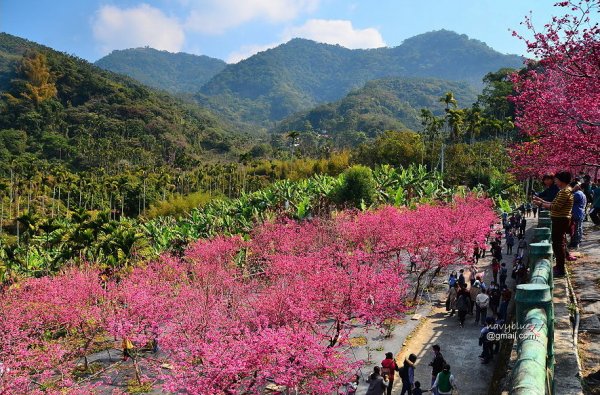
[343,171,600,395]
[357,345,455,395]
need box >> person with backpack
[366,366,389,395]
[430,364,458,395]
[456,284,470,328]
[428,345,445,395]
[399,353,418,395]
[381,352,398,395]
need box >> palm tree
[287,131,300,157]
[438,92,459,173]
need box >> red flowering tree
[0,198,496,394]
[0,269,105,394]
[510,0,600,178]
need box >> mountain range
[0,29,524,173]
[95,47,226,94]
[275,77,480,146]
[96,30,523,127]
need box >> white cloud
[283,19,385,49]
[227,42,280,63]
[92,4,185,55]
[185,0,320,34]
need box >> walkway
[395,221,528,395]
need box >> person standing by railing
[533,171,574,277]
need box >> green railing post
[532,227,551,243]
[515,283,554,394]
[528,242,553,282]
[538,217,552,230]
[511,308,549,395]
[530,259,552,286]
[538,210,550,219]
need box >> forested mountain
[196,30,523,126]
[275,77,479,145]
[95,48,226,94]
[0,33,240,173]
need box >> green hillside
[275,77,479,146]
[0,33,240,172]
[196,30,522,126]
[95,47,226,94]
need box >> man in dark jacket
[537,173,560,202]
[366,366,389,395]
[429,345,445,395]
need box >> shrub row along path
[386,222,527,395]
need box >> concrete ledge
[553,277,584,395]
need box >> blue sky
[1,1,558,63]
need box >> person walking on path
[473,242,481,264]
[428,345,446,395]
[381,352,398,395]
[469,279,480,315]
[456,284,470,328]
[479,318,495,364]
[519,217,527,238]
[516,237,527,258]
[498,285,512,322]
[491,258,500,284]
[448,271,457,290]
[447,283,458,317]
[568,180,586,249]
[412,381,426,395]
[457,269,466,288]
[489,282,501,317]
[532,202,538,218]
[591,179,600,225]
[533,171,574,277]
[499,262,508,288]
[400,353,418,395]
[475,286,490,325]
[430,364,458,395]
[366,366,389,395]
[506,231,515,255]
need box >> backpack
[457,294,469,312]
[500,267,508,277]
[437,371,453,393]
[449,276,457,287]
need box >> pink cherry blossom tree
[510,0,600,178]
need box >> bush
[332,165,376,208]
[144,192,213,219]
